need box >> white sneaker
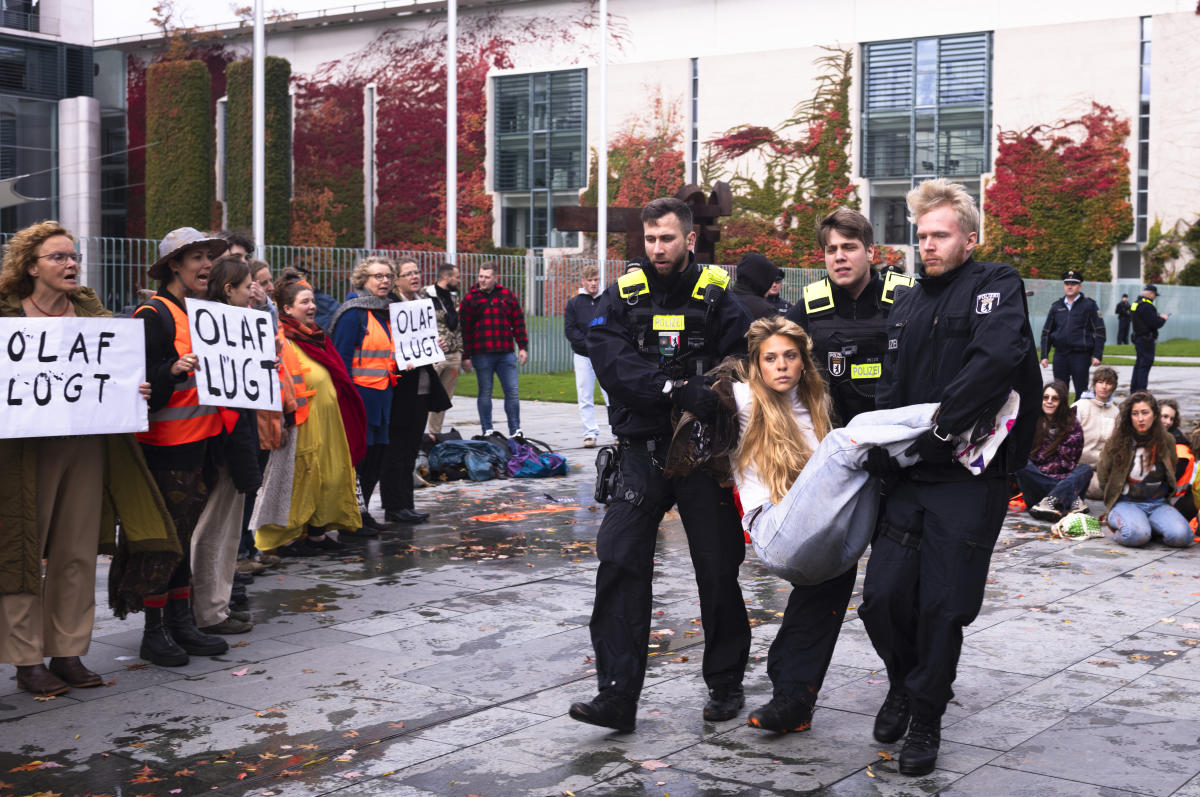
[481,429,495,437]
[583,435,597,448]
[1029,496,1063,522]
[1069,497,1089,514]
[512,429,525,441]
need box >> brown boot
[16,663,70,697]
[48,656,103,688]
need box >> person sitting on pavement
[1072,366,1119,500]
[331,256,398,534]
[0,221,177,695]
[253,275,366,557]
[188,255,263,635]
[1021,381,1093,522]
[1157,398,1197,525]
[1098,391,1194,549]
[1160,399,1186,446]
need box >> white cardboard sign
[390,298,445,368]
[186,298,281,412]
[1,317,147,438]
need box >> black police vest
[1131,297,1157,338]
[802,272,912,421]
[617,266,730,380]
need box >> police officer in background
[1039,269,1105,398]
[735,208,914,733]
[860,179,1041,777]
[569,197,752,732]
[1130,283,1168,392]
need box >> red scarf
[280,315,367,465]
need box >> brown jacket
[1097,429,1177,513]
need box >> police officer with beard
[569,197,752,733]
[860,179,1041,777]
[734,208,914,735]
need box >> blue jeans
[472,351,520,434]
[1131,336,1155,392]
[1015,462,1094,509]
[1108,498,1193,548]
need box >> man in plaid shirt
[460,263,529,436]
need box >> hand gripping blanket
[748,392,1019,585]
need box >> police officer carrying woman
[134,228,236,666]
[569,197,752,732]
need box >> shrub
[225,57,293,245]
[145,60,213,240]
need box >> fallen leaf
[174,768,195,776]
[232,667,250,677]
[342,730,359,738]
[641,759,671,771]
[877,750,894,761]
[1128,654,1150,662]
[9,761,47,772]
[866,765,876,778]
[341,771,363,779]
[387,722,405,728]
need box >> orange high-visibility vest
[135,298,225,447]
[278,333,316,426]
[351,311,397,389]
[1175,443,1195,498]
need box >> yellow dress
[255,344,360,550]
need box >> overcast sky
[97,1,333,40]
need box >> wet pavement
[4,365,1200,796]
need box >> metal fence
[17,233,1197,372]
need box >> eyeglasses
[39,252,82,265]
[1042,395,1060,402]
[367,272,393,281]
[399,271,419,279]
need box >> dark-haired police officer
[1039,269,1105,398]
[1130,283,1169,392]
[569,197,752,733]
[860,179,1041,777]
[731,208,916,735]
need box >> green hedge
[145,60,213,240]
[225,57,292,244]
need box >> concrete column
[57,96,101,254]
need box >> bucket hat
[149,227,229,280]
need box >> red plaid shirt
[459,282,528,357]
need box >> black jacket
[564,290,603,355]
[588,256,751,438]
[786,274,894,425]
[730,256,780,320]
[1040,293,1105,361]
[876,257,1042,480]
[1131,296,1167,340]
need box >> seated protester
[1098,391,1194,548]
[1021,381,1094,522]
[253,276,367,556]
[1072,366,1119,499]
[188,255,262,635]
[1158,398,1197,524]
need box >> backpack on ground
[427,439,509,482]
[421,428,463,455]
[506,437,568,478]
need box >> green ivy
[145,60,213,240]
[225,57,292,244]
[1179,216,1200,286]
[1142,218,1181,284]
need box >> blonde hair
[906,178,980,236]
[734,316,832,504]
[350,255,395,290]
[0,220,76,298]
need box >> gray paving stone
[940,765,1142,796]
[943,699,1069,750]
[1007,670,1130,712]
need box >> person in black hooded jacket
[731,253,782,320]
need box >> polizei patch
[827,351,845,377]
[975,292,1000,314]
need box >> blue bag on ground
[506,438,567,478]
[428,440,509,481]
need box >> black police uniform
[1130,293,1166,392]
[583,255,752,704]
[859,257,1041,722]
[767,271,912,707]
[1115,297,1132,345]
[1040,288,1105,398]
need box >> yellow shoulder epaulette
[803,278,834,315]
[881,271,915,305]
[617,269,650,301]
[691,265,730,301]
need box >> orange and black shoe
[747,695,813,733]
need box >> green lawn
[454,371,605,404]
[1103,338,1200,357]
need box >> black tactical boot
[703,685,746,721]
[165,597,229,657]
[569,690,637,733]
[139,605,189,666]
[873,688,912,743]
[899,714,941,776]
[747,695,813,733]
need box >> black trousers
[381,388,430,512]
[358,443,386,505]
[1117,317,1130,345]
[589,442,750,700]
[1131,336,1155,392]
[1051,350,1092,399]
[859,475,1007,719]
[766,565,857,705]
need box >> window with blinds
[493,69,586,193]
[861,33,991,179]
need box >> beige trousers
[0,437,103,666]
[189,468,245,627]
[426,350,462,435]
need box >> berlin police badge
[827,351,846,377]
[975,292,1000,314]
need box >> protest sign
[390,298,445,369]
[186,298,281,412]
[1,317,147,439]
